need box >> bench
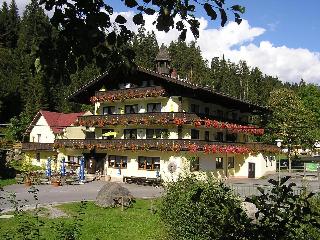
[123,176,161,186]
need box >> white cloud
[118,11,320,84]
[2,3,320,84]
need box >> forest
[0,0,319,147]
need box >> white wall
[29,116,55,143]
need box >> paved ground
[1,172,319,212]
[0,181,164,211]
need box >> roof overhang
[68,66,269,114]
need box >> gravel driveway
[0,181,164,211]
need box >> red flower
[188,144,198,153]
[203,144,211,154]
[193,119,202,128]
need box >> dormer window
[204,107,210,115]
[216,110,224,118]
[190,104,200,113]
[141,81,148,87]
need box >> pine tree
[132,27,159,69]
[169,40,210,84]
[0,1,9,47]
[7,0,19,48]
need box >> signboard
[305,163,319,172]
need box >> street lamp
[275,139,283,185]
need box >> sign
[306,163,319,172]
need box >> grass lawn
[0,178,16,188]
[0,199,167,240]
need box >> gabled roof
[67,66,268,113]
[26,110,85,134]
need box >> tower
[155,44,171,75]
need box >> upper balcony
[54,138,278,154]
[75,112,264,136]
[90,86,167,104]
[22,142,55,151]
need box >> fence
[226,183,306,198]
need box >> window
[68,156,81,164]
[216,110,224,118]
[228,157,235,169]
[125,104,138,114]
[102,129,115,139]
[124,129,137,139]
[147,103,161,112]
[108,155,127,169]
[190,157,199,172]
[146,129,167,139]
[138,156,160,170]
[36,152,40,162]
[178,126,182,139]
[204,107,210,115]
[191,129,199,140]
[226,133,237,142]
[190,104,200,113]
[216,132,224,142]
[85,132,95,139]
[216,157,223,169]
[205,131,210,141]
[37,134,41,143]
[103,106,115,115]
[232,112,238,120]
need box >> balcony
[76,112,262,135]
[21,142,55,151]
[91,86,167,103]
[54,139,278,154]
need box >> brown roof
[67,66,268,113]
[155,44,171,61]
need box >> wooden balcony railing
[21,142,55,151]
[54,139,278,154]
[76,112,261,135]
[91,86,167,103]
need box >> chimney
[170,68,178,78]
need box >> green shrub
[159,173,251,240]
[246,176,320,240]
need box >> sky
[4,0,320,84]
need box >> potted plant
[51,173,61,187]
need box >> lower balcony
[22,142,55,151]
[54,139,278,154]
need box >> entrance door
[248,162,255,178]
[83,153,106,174]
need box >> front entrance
[248,162,255,178]
[84,153,106,174]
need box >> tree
[263,88,317,171]
[169,40,210,83]
[159,173,251,240]
[39,0,244,74]
[131,27,159,69]
[246,176,320,240]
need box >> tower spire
[155,44,171,75]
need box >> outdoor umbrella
[60,157,66,176]
[79,156,85,182]
[46,157,51,177]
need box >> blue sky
[7,0,320,84]
[110,0,319,52]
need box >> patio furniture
[40,178,50,185]
[15,174,24,184]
